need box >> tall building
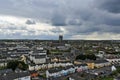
[59,35,63,43]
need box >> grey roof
[48,68,63,73]
[48,65,74,73]
[115,76,120,80]
[34,55,46,59]
[33,50,46,53]
[94,60,109,64]
[0,71,30,80]
[0,61,7,63]
[0,69,13,75]
[74,64,88,67]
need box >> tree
[76,54,96,60]
[7,60,28,71]
[76,54,86,60]
[86,54,96,60]
[18,61,28,70]
[7,60,19,71]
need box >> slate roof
[0,61,7,63]
[94,60,109,64]
[115,76,120,80]
[0,69,13,75]
[48,65,74,73]
[48,68,62,73]
[34,55,46,59]
[74,64,88,67]
[0,71,30,80]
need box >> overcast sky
[0,0,120,40]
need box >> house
[86,61,95,69]
[58,56,70,62]
[7,55,20,60]
[74,60,82,64]
[51,56,59,62]
[29,48,47,64]
[46,68,62,78]
[0,57,7,61]
[106,58,120,64]
[65,66,75,74]
[29,62,73,71]
[111,65,116,71]
[28,62,73,71]
[96,51,105,58]
[0,69,13,75]
[46,66,75,78]
[0,61,7,67]
[85,60,111,69]
[32,55,46,64]
[74,64,88,72]
[94,60,110,68]
[30,71,39,78]
[114,76,120,80]
[0,71,30,80]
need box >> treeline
[76,54,96,60]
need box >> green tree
[7,60,28,71]
[76,54,86,60]
[86,54,96,60]
[7,60,19,71]
[76,54,96,60]
[18,61,28,70]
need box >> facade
[29,47,47,64]
[46,66,75,78]
[14,76,30,80]
[28,62,73,71]
[114,76,120,80]
[106,58,120,64]
[31,55,46,64]
[96,51,105,58]
[0,61,7,67]
[74,64,88,72]
[94,60,110,68]
[86,62,95,69]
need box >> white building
[0,61,7,67]
[111,65,116,71]
[29,48,47,64]
[106,58,120,64]
[96,51,105,58]
[28,62,73,71]
[32,55,46,64]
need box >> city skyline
[0,0,120,40]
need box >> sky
[0,0,120,40]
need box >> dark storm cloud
[96,0,120,13]
[0,0,120,39]
[51,13,66,26]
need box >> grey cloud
[96,0,120,13]
[26,20,36,25]
[50,27,63,33]
[67,19,82,26]
[0,0,120,39]
[51,13,66,26]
